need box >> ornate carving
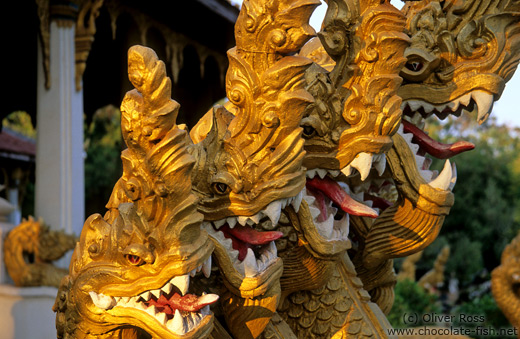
[492,232,520,333]
[400,0,520,124]
[3,217,77,288]
[54,46,217,338]
[75,0,104,91]
[188,1,320,337]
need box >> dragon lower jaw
[88,264,217,337]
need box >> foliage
[453,293,515,339]
[388,279,442,328]
[2,111,36,138]
[425,113,520,286]
[84,105,123,215]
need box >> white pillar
[36,21,84,237]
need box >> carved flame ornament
[50,0,520,337]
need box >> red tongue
[219,224,283,261]
[402,120,474,159]
[145,292,218,315]
[306,177,378,218]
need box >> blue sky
[229,0,520,128]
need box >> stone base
[0,285,58,339]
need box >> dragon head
[399,0,520,131]
[276,0,409,274]
[188,0,319,337]
[54,46,216,339]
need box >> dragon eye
[302,125,316,138]
[213,182,230,195]
[125,254,143,265]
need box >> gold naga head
[54,46,216,339]
[188,1,319,336]
[399,0,520,125]
[189,0,317,290]
[275,0,409,263]
[301,0,410,173]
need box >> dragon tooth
[213,219,226,229]
[146,305,158,317]
[306,169,317,179]
[237,216,249,226]
[246,218,256,226]
[449,162,457,191]
[341,165,352,177]
[139,291,151,301]
[447,100,460,111]
[162,283,173,295]
[89,292,116,310]
[264,200,282,225]
[221,236,233,250]
[121,296,131,304]
[308,205,321,220]
[171,274,190,296]
[234,258,245,276]
[250,212,263,224]
[291,189,304,213]
[202,256,212,278]
[150,289,161,299]
[350,152,373,181]
[303,190,316,206]
[374,154,386,176]
[190,268,197,278]
[408,100,422,112]
[228,248,239,262]
[429,160,453,190]
[458,92,471,106]
[256,257,266,272]
[472,90,494,124]
[243,248,258,277]
[422,102,434,114]
[170,309,187,334]
[316,169,327,179]
[268,241,277,258]
[328,169,340,177]
[227,216,237,228]
[317,214,334,239]
[156,312,167,325]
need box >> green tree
[84,105,123,216]
[425,114,520,286]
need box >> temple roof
[0,128,36,162]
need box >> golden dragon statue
[297,0,520,319]
[188,0,319,337]
[4,216,77,288]
[49,0,520,337]
[53,45,218,339]
[492,231,520,335]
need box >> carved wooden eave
[35,0,236,91]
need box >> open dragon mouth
[303,170,379,242]
[88,258,217,336]
[202,194,302,278]
[401,89,494,125]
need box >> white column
[36,21,84,237]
